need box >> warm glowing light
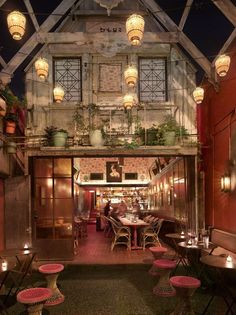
[123,93,135,109]
[7,11,26,40]
[53,86,64,103]
[193,87,204,104]
[126,14,145,46]
[24,243,29,249]
[221,174,231,192]
[215,54,231,77]
[124,65,138,87]
[226,255,232,263]
[1,260,8,271]
[35,57,49,80]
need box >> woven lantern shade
[193,87,204,104]
[35,57,49,80]
[53,86,65,103]
[124,65,138,87]
[215,54,231,77]
[7,10,26,40]
[123,93,134,110]
[126,14,145,46]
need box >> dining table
[119,217,149,250]
[200,254,236,315]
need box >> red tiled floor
[71,224,174,265]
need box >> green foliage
[123,139,139,149]
[1,86,26,109]
[5,112,18,122]
[44,126,67,146]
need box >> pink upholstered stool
[153,259,176,297]
[169,276,201,315]
[17,287,52,315]
[149,246,168,276]
[38,264,64,306]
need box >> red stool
[169,276,201,315]
[38,263,64,306]
[17,287,52,315]
[153,259,176,297]
[149,246,168,275]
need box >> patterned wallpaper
[76,157,156,183]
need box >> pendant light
[35,57,49,80]
[215,54,231,77]
[124,65,138,87]
[193,87,204,104]
[7,10,26,40]
[53,86,65,103]
[123,93,134,110]
[126,14,145,46]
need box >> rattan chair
[107,217,131,251]
[141,218,164,250]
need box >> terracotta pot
[5,121,16,134]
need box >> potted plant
[4,112,18,134]
[52,128,68,147]
[157,115,188,146]
[73,107,89,145]
[88,103,107,147]
[44,126,68,147]
[6,141,17,154]
[135,124,159,145]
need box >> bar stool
[38,264,64,306]
[153,259,176,297]
[17,287,52,315]
[169,276,201,315]
[149,246,168,275]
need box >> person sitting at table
[117,200,127,216]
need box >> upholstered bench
[149,246,168,276]
[17,287,52,315]
[169,276,200,315]
[38,263,64,306]
[153,259,176,297]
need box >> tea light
[180,231,184,235]
[187,239,192,245]
[1,260,8,271]
[226,255,232,263]
[24,243,29,249]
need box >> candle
[226,255,232,263]
[187,239,192,245]
[2,260,8,271]
[24,243,29,249]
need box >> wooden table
[200,255,236,314]
[119,217,149,250]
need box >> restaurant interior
[0,0,236,314]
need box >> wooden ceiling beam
[140,0,213,81]
[0,0,85,79]
[0,0,6,8]
[179,0,193,31]
[74,9,146,16]
[23,0,40,31]
[212,0,236,27]
[36,31,179,44]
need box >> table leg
[131,226,142,250]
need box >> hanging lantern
[123,93,134,110]
[7,11,26,40]
[215,54,231,77]
[124,65,138,87]
[126,14,145,46]
[34,57,49,80]
[53,86,64,103]
[193,87,204,104]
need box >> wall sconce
[221,173,231,192]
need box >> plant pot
[89,129,104,147]
[163,131,176,145]
[52,131,68,147]
[147,129,158,145]
[6,141,17,154]
[5,121,16,134]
